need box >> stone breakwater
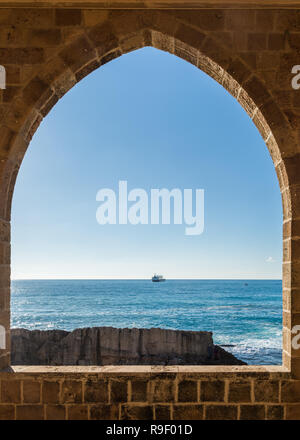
[11,327,246,366]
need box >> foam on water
[11,279,282,365]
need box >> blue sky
[11,48,282,280]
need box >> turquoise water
[11,279,282,365]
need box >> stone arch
[0,10,296,371]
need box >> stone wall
[0,367,297,420]
[10,327,244,366]
[0,3,300,419]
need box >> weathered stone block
[228,381,251,403]
[110,379,128,403]
[61,380,82,404]
[16,404,44,420]
[266,405,284,420]
[205,404,237,420]
[150,380,175,403]
[178,380,198,402]
[67,404,88,420]
[45,404,65,420]
[200,381,225,402]
[42,381,60,404]
[1,380,20,403]
[131,379,148,402]
[254,380,279,402]
[155,404,171,420]
[90,403,119,420]
[0,404,14,420]
[173,404,203,420]
[240,405,265,420]
[121,404,153,420]
[55,9,82,26]
[23,380,41,404]
[84,379,108,403]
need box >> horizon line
[11,277,282,281]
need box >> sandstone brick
[175,23,206,50]
[16,405,44,420]
[255,10,275,31]
[110,379,128,403]
[244,76,271,110]
[238,88,256,118]
[100,49,122,66]
[228,381,251,403]
[87,22,118,57]
[1,380,20,403]
[227,58,251,85]
[61,380,82,404]
[83,10,109,27]
[121,404,153,420]
[173,404,203,420]
[232,31,248,51]
[90,403,119,420]
[0,353,9,371]
[201,37,230,70]
[275,10,300,32]
[291,220,300,238]
[152,30,174,54]
[67,404,88,420]
[75,59,101,83]
[185,10,225,31]
[40,94,59,118]
[175,40,198,66]
[131,380,148,402]
[28,29,61,47]
[254,381,279,403]
[266,405,284,420]
[240,405,265,420]
[205,404,237,420]
[0,404,14,420]
[55,9,82,26]
[0,48,44,64]
[178,380,198,402]
[200,381,225,402]
[3,86,20,103]
[291,357,300,378]
[109,10,150,37]
[42,381,60,404]
[155,404,171,420]
[286,404,300,419]
[150,380,175,403]
[22,77,49,107]
[283,155,300,186]
[23,381,41,404]
[281,380,300,402]
[59,35,96,73]
[222,73,240,98]
[46,404,65,420]
[10,9,54,28]
[0,128,15,156]
[225,10,256,30]
[198,54,223,83]
[291,290,300,313]
[84,379,108,403]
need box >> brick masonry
[0,367,297,420]
[0,5,300,419]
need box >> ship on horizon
[152,274,166,282]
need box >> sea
[11,279,282,365]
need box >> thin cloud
[266,256,276,263]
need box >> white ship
[152,274,166,282]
